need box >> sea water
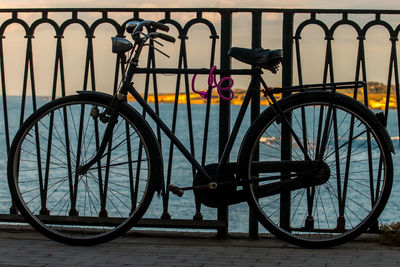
[1,95,399,233]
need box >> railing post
[249,10,262,240]
[217,10,232,239]
[280,10,294,230]
[282,11,294,91]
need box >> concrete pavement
[0,227,399,266]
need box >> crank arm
[168,160,329,198]
[168,172,303,198]
[168,172,310,197]
[168,183,217,197]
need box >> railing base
[0,214,226,230]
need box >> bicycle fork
[76,94,123,176]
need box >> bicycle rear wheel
[7,92,162,245]
[239,91,393,248]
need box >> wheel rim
[248,100,391,245]
[12,98,153,243]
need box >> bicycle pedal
[168,184,184,197]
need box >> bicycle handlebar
[149,21,169,32]
[155,32,176,43]
[126,20,169,34]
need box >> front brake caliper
[90,106,110,123]
[90,106,99,119]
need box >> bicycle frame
[124,69,335,204]
[79,30,342,193]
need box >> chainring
[193,164,236,208]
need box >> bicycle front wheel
[239,91,393,248]
[8,92,162,245]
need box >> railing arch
[329,18,362,37]
[89,17,122,36]
[59,17,91,37]
[0,17,30,37]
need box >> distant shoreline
[27,81,394,110]
[126,91,395,110]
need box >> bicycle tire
[238,91,393,248]
[7,92,163,245]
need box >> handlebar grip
[157,32,176,43]
[150,21,169,32]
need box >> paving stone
[0,229,400,266]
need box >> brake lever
[140,32,164,47]
[147,43,170,58]
[138,32,170,58]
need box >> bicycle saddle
[228,47,283,73]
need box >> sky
[0,0,399,10]
[0,0,399,96]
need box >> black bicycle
[7,20,394,248]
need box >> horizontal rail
[0,214,226,229]
[133,68,258,75]
[0,8,399,14]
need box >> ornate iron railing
[0,8,399,238]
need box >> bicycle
[7,20,394,248]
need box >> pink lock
[191,65,234,101]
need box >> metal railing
[0,8,399,238]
